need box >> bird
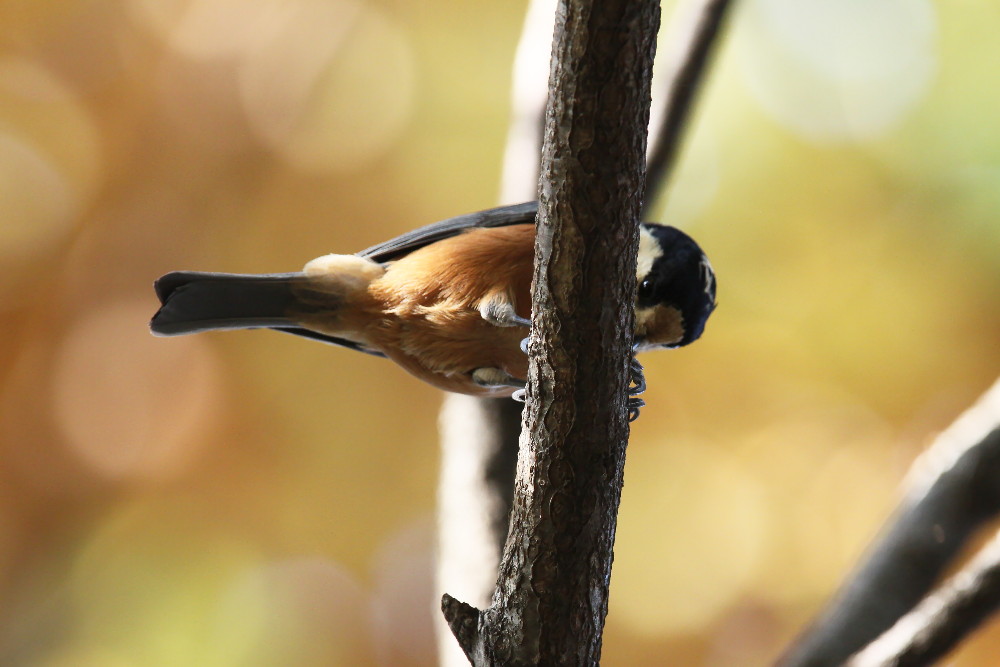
[150,201,716,400]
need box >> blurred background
[0,0,998,665]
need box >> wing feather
[273,201,537,354]
[358,201,537,262]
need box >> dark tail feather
[150,271,306,336]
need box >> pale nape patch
[293,254,386,344]
[700,255,716,300]
[636,226,664,282]
[303,254,384,283]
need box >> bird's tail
[150,271,308,336]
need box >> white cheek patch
[636,227,663,283]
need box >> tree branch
[437,0,735,663]
[847,527,1000,667]
[643,0,733,215]
[778,378,1000,667]
[436,397,523,666]
[441,0,661,662]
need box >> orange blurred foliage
[0,0,997,665]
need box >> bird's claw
[513,340,646,420]
[627,355,647,422]
[627,396,645,422]
[628,356,646,396]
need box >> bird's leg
[471,367,527,402]
[515,335,532,401]
[480,296,533,369]
[627,350,647,422]
[480,297,531,328]
[497,352,646,417]
[477,297,532,400]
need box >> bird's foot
[480,299,531,328]
[627,355,647,422]
[472,368,527,401]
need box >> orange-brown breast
[363,224,535,395]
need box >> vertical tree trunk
[442,0,661,663]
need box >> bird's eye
[638,279,653,299]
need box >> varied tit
[150,201,716,398]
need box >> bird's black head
[634,223,716,349]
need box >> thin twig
[779,378,1000,667]
[643,0,733,217]
[848,527,1000,667]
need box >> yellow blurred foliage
[0,0,998,665]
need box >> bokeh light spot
[51,300,221,480]
[167,0,290,60]
[0,58,101,199]
[0,58,102,311]
[239,0,415,172]
[733,404,898,607]
[0,132,75,262]
[737,0,937,141]
[71,499,263,666]
[370,516,437,667]
[219,557,379,666]
[613,439,768,636]
[127,0,292,59]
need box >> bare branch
[643,0,733,216]
[438,0,736,663]
[442,0,661,661]
[848,527,1000,667]
[441,594,485,665]
[779,378,1000,667]
[499,0,556,205]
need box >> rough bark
[441,0,661,663]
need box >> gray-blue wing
[275,201,538,354]
[358,201,538,262]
